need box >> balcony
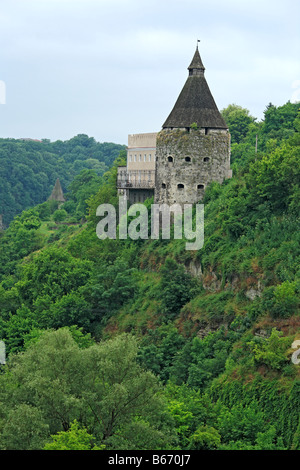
[117,169,155,189]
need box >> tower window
[162,183,166,189]
[197,184,204,190]
[203,157,210,162]
[177,184,184,189]
[168,156,173,163]
[185,157,191,162]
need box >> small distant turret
[48,178,65,203]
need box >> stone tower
[48,178,65,203]
[155,46,231,206]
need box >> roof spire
[162,44,228,130]
[48,178,65,202]
[188,42,205,75]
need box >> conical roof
[48,178,65,202]
[188,47,205,72]
[162,47,228,130]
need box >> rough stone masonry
[155,127,231,205]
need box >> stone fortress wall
[155,127,231,206]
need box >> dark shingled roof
[188,47,205,72]
[162,47,228,130]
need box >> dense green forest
[0,134,125,226]
[0,101,299,451]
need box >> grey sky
[1,0,299,145]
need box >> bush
[261,281,299,319]
[53,208,68,223]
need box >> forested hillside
[0,134,125,226]
[0,101,299,451]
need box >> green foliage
[138,324,186,383]
[170,327,241,388]
[15,246,92,307]
[53,208,68,222]
[247,329,291,370]
[261,281,299,319]
[246,141,300,214]
[0,100,299,450]
[44,420,103,450]
[291,418,300,450]
[82,258,138,330]
[0,404,50,450]
[221,104,256,144]
[0,305,38,355]
[262,102,300,141]
[64,168,104,221]
[217,401,266,445]
[209,375,300,449]
[0,209,44,280]
[187,425,221,450]
[164,382,218,449]
[0,135,125,226]
[255,426,285,450]
[0,329,176,450]
[159,258,195,319]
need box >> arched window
[185,157,191,162]
[168,156,173,163]
[162,183,166,189]
[197,184,204,190]
[177,183,184,189]
[203,157,210,162]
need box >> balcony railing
[117,170,155,189]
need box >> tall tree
[0,329,176,450]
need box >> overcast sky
[0,0,299,145]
